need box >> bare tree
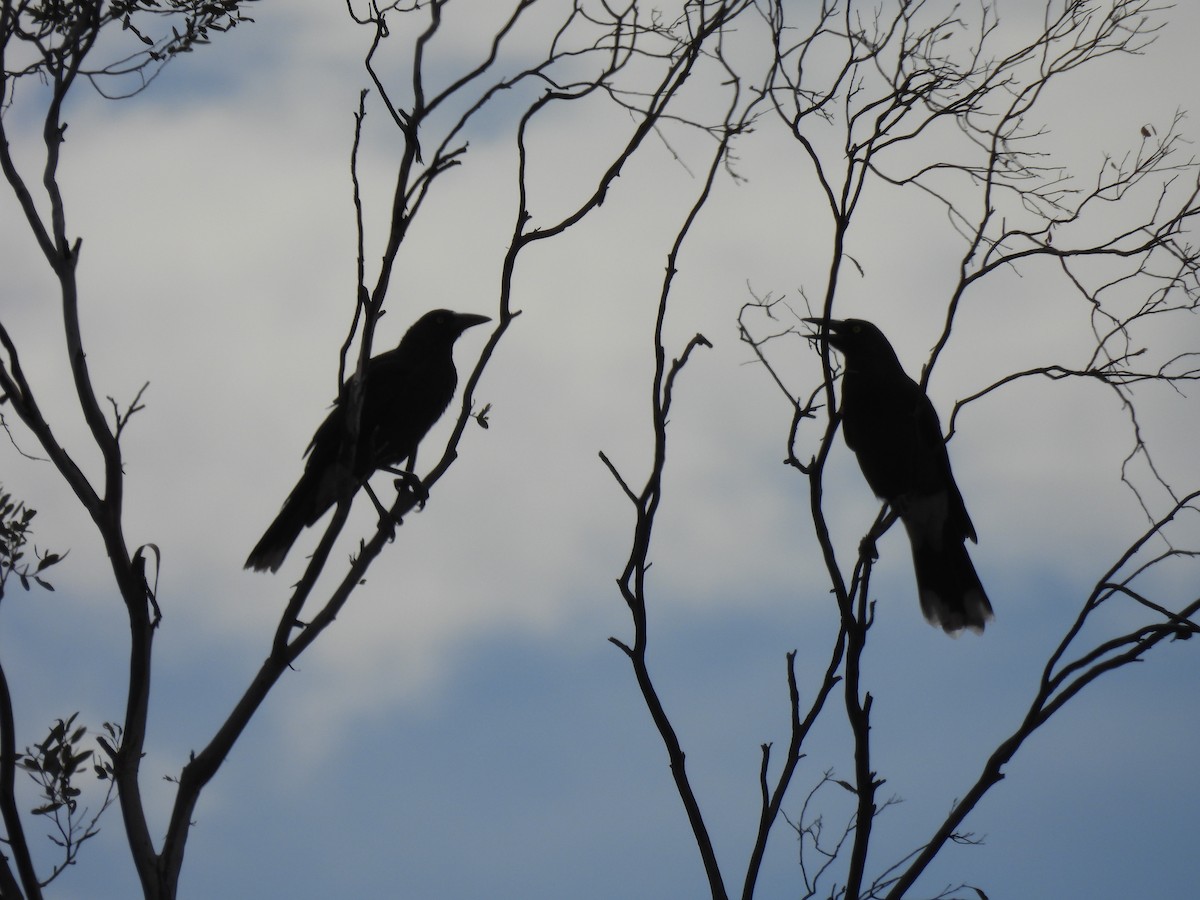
[604,2,1198,900]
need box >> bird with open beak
[805,317,993,634]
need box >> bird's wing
[909,390,978,544]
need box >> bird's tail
[907,534,993,635]
[245,468,329,573]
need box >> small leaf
[71,748,93,766]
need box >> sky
[1,2,1198,899]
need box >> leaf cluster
[15,714,120,886]
[1,0,258,102]
[0,487,64,600]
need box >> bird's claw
[378,510,401,538]
[393,472,429,509]
[858,534,879,562]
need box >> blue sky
[1,2,1198,898]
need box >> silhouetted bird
[805,318,993,634]
[245,309,490,573]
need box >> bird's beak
[801,316,844,338]
[454,313,491,331]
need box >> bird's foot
[377,514,399,542]
[393,471,429,509]
[858,534,879,562]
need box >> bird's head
[402,309,492,349]
[803,317,900,371]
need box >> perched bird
[805,317,993,634]
[245,309,490,573]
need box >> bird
[805,317,993,634]
[245,309,490,573]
